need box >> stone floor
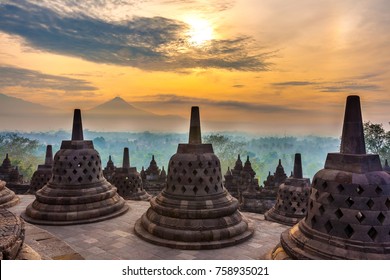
[8,195,290,260]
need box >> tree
[0,133,40,180]
[363,121,390,161]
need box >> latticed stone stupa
[103,155,116,181]
[110,147,151,201]
[22,109,128,225]
[134,106,254,249]
[29,145,53,194]
[270,95,390,259]
[264,153,311,226]
[0,179,19,208]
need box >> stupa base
[134,218,253,250]
[264,208,304,226]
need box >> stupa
[0,208,25,259]
[142,155,166,196]
[22,109,129,225]
[271,95,390,259]
[0,179,19,208]
[224,155,244,199]
[103,155,116,181]
[264,153,311,226]
[0,154,29,194]
[134,106,253,249]
[29,145,53,194]
[111,147,151,201]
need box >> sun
[185,16,214,47]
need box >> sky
[0,0,389,135]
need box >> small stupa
[22,109,129,225]
[134,106,253,249]
[271,95,390,259]
[103,155,116,181]
[264,153,311,226]
[111,147,151,201]
[29,145,54,194]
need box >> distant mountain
[84,96,185,132]
[0,93,55,115]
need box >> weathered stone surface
[22,109,128,225]
[274,95,390,259]
[135,106,253,249]
[0,208,25,260]
[0,180,19,208]
[265,153,311,226]
[141,156,166,196]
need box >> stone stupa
[29,145,54,194]
[270,95,390,259]
[134,106,254,249]
[264,153,311,226]
[111,147,151,201]
[22,109,129,225]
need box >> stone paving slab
[9,195,290,260]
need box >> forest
[0,121,389,184]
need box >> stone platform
[10,195,289,259]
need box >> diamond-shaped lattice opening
[344,224,354,238]
[77,177,83,183]
[322,181,328,189]
[209,177,214,183]
[171,161,175,166]
[213,168,217,174]
[173,168,177,174]
[188,178,192,183]
[182,169,187,175]
[92,168,96,173]
[205,186,210,193]
[292,207,297,212]
[356,211,365,223]
[68,162,73,168]
[193,186,198,194]
[82,156,87,160]
[67,176,72,182]
[356,185,364,195]
[367,199,375,209]
[337,184,344,193]
[97,175,100,180]
[181,186,186,193]
[171,185,176,192]
[192,170,197,175]
[214,185,218,192]
[375,186,383,194]
[368,227,378,241]
[335,208,343,219]
[346,197,354,207]
[178,161,182,166]
[292,196,297,201]
[386,198,390,209]
[177,177,182,183]
[288,201,293,206]
[188,162,192,167]
[77,163,82,167]
[72,169,77,174]
[302,208,306,213]
[204,169,208,175]
[309,201,314,209]
[199,177,204,183]
[88,161,92,167]
[325,220,333,233]
[88,175,93,182]
[198,162,203,168]
[319,205,325,215]
[297,202,301,207]
[208,161,212,167]
[73,156,77,161]
[377,212,385,224]
[311,215,317,226]
[217,176,220,182]
[315,190,320,200]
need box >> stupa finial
[188,106,202,144]
[123,147,130,169]
[44,145,53,166]
[71,109,84,141]
[293,153,303,179]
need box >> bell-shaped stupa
[111,147,151,201]
[272,95,390,259]
[29,145,54,194]
[22,109,129,225]
[0,179,19,208]
[265,153,311,226]
[134,107,253,249]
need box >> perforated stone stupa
[134,106,253,249]
[103,155,116,181]
[271,95,390,259]
[141,155,166,196]
[111,148,151,201]
[29,145,53,194]
[265,153,310,226]
[0,179,19,208]
[22,109,128,225]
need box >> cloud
[0,0,271,72]
[232,84,245,88]
[271,78,382,93]
[0,65,98,92]
[133,94,300,113]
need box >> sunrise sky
[0,0,389,135]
